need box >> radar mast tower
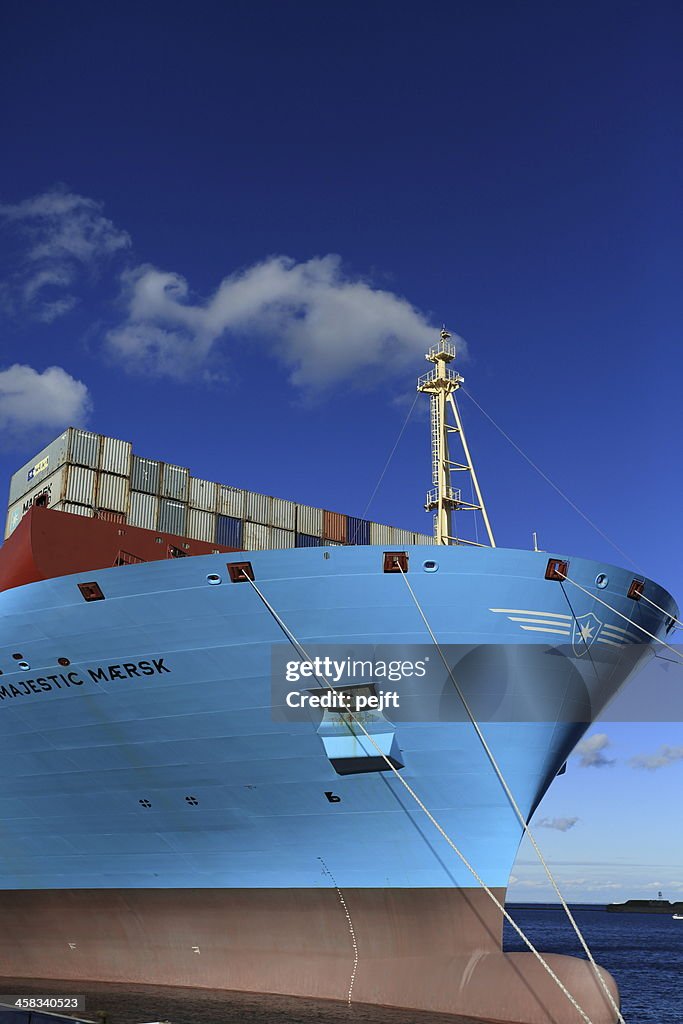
[417,329,495,547]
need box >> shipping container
[99,436,132,476]
[97,472,130,513]
[161,463,189,501]
[271,497,296,530]
[369,522,393,545]
[129,491,159,530]
[187,508,215,543]
[216,514,242,548]
[296,504,323,536]
[69,429,100,469]
[131,456,162,495]
[323,510,346,543]
[95,509,126,524]
[296,532,322,547]
[64,466,96,506]
[188,477,217,512]
[413,531,434,544]
[53,501,94,518]
[270,527,296,548]
[216,485,245,519]
[5,469,64,537]
[244,491,272,525]
[8,427,101,506]
[158,498,187,535]
[243,521,271,550]
[390,527,414,546]
[5,464,98,538]
[346,516,370,545]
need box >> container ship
[0,333,677,1024]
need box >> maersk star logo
[572,612,603,656]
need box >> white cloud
[629,745,683,772]
[535,816,579,832]
[0,186,130,322]
[574,732,615,768]
[0,365,91,444]
[106,255,443,391]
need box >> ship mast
[417,328,495,547]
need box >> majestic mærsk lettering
[0,658,171,701]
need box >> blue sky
[1,2,681,901]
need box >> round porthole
[595,573,609,589]
[423,560,439,573]
[207,574,222,585]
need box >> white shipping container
[243,521,271,550]
[189,477,217,512]
[5,464,98,538]
[369,522,393,544]
[244,491,272,525]
[270,527,296,548]
[413,531,435,544]
[216,485,245,518]
[8,427,100,506]
[390,527,414,546]
[187,508,216,543]
[271,497,296,530]
[100,436,132,476]
[296,504,323,536]
[5,467,66,537]
[53,501,94,518]
[161,463,189,501]
[64,466,96,506]
[97,472,130,513]
[129,491,159,530]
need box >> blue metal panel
[296,532,322,547]
[346,516,371,545]
[0,545,675,893]
[217,514,243,547]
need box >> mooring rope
[395,564,626,1024]
[557,572,683,665]
[241,571,600,1024]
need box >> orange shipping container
[323,510,346,543]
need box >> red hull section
[0,506,238,592]
[0,888,619,1023]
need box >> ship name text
[0,658,171,701]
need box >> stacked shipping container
[5,429,434,549]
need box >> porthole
[595,573,609,590]
[207,574,222,585]
[423,560,439,573]
[17,661,30,671]
[58,657,71,667]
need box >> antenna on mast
[417,328,495,547]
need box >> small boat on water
[673,914,683,920]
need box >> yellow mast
[417,328,495,547]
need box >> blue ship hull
[0,545,676,1022]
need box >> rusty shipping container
[323,510,346,544]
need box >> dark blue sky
[1,2,682,897]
